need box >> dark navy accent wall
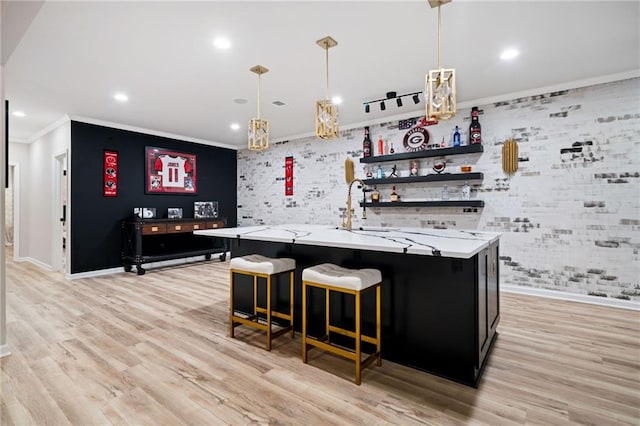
[70,121,237,273]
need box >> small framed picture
[134,207,156,219]
[167,208,183,219]
[194,201,218,218]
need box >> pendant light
[425,0,456,120]
[248,65,269,151]
[315,36,339,140]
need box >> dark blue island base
[229,238,500,388]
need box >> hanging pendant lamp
[425,0,456,120]
[315,36,339,140]
[248,65,269,151]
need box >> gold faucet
[342,178,367,231]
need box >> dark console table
[121,217,227,275]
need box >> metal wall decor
[426,0,457,120]
[248,65,269,151]
[502,138,519,175]
[315,36,339,140]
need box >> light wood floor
[1,252,639,425]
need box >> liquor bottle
[461,181,470,200]
[376,165,384,179]
[378,137,385,156]
[390,185,399,202]
[371,186,380,202]
[453,125,461,147]
[469,107,481,144]
[442,185,449,200]
[389,142,395,154]
[363,126,372,158]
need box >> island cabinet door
[487,242,500,332]
[476,248,489,371]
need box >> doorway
[52,152,67,272]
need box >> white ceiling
[4,1,639,147]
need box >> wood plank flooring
[1,251,639,425]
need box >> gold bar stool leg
[266,274,272,351]
[325,288,330,341]
[355,289,362,385]
[229,270,235,338]
[302,280,308,363]
[253,275,258,318]
[290,271,295,338]
[376,284,382,366]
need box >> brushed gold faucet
[343,178,367,231]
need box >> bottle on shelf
[442,185,449,200]
[389,142,395,154]
[469,107,481,145]
[371,186,380,202]
[363,126,372,158]
[390,185,400,202]
[376,165,384,179]
[453,125,461,147]
[378,137,385,156]
[461,181,471,200]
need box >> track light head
[380,101,386,111]
[413,93,420,104]
[396,97,403,107]
[365,104,370,113]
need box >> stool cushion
[230,254,296,275]
[302,263,381,291]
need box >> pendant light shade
[248,65,269,151]
[315,36,339,140]
[426,0,457,120]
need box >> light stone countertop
[195,224,500,259]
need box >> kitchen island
[195,224,501,387]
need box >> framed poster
[104,150,118,197]
[285,156,293,196]
[194,201,218,218]
[146,146,197,194]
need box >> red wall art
[145,146,197,194]
[285,156,293,196]
[104,150,118,197]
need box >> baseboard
[15,257,53,271]
[502,285,640,311]
[67,252,229,279]
[0,344,11,358]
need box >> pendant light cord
[437,4,441,69]
[325,43,330,101]
[257,73,261,119]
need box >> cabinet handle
[151,226,158,232]
[175,225,182,231]
[212,223,218,228]
[194,225,200,229]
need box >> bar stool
[229,254,295,351]
[301,263,382,385]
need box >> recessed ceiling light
[114,92,129,102]
[12,111,26,117]
[230,123,240,131]
[332,96,343,105]
[233,98,248,104]
[272,100,286,106]
[500,48,519,60]
[213,37,231,49]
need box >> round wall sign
[403,127,429,152]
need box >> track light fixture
[362,91,421,113]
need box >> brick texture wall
[237,77,640,302]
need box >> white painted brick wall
[238,78,640,301]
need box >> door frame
[7,162,19,261]
[52,150,68,273]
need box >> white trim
[67,252,229,279]
[67,115,239,151]
[502,285,640,311]
[0,344,10,358]
[7,162,19,261]
[52,151,67,273]
[27,115,70,144]
[269,70,640,146]
[16,256,53,271]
